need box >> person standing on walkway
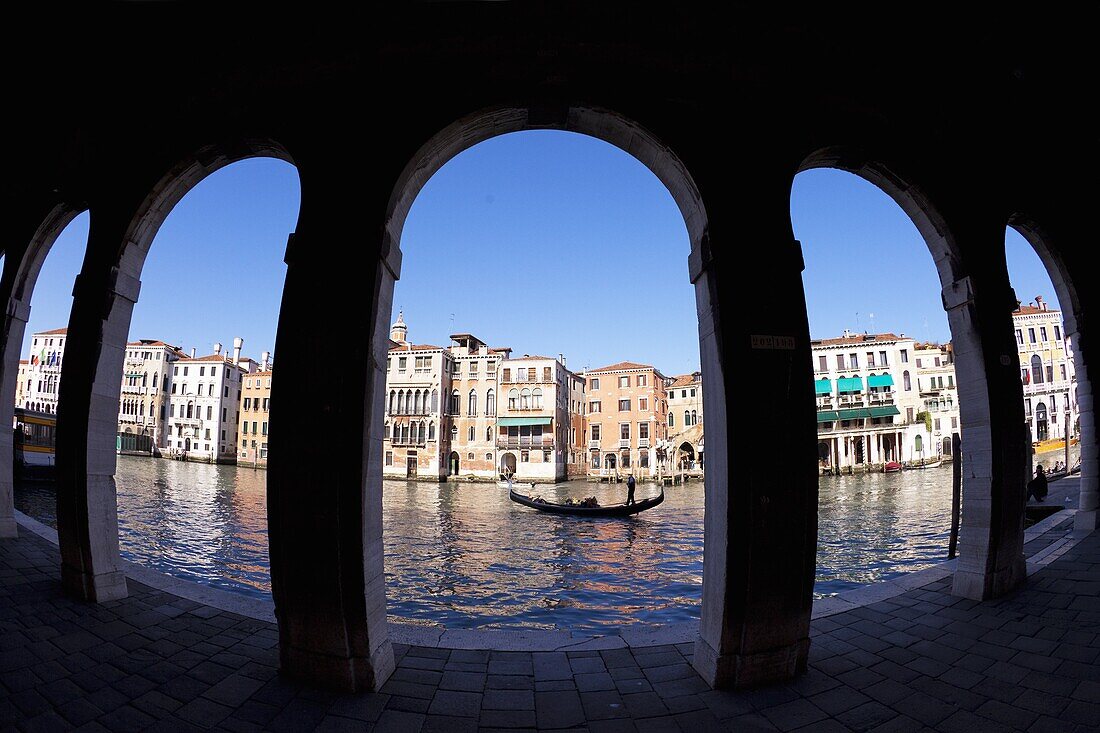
[1026,464,1048,503]
[626,473,636,505]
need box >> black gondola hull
[508,488,664,517]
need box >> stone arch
[1008,216,1096,531]
[0,203,84,538]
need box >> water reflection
[13,450,1072,629]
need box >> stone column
[267,175,395,692]
[692,192,815,688]
[945,275,1027,600]
[1067,328,1097,530]
[0,297,31,538]
[56,205,140,603]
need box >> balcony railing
[638,438,650,448]
[389,436,427,447]
[619,439,630,449]
[496,435,554,449]
[588,440,601,449]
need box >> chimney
[233,337,243,365]
[190,347,196,359]
[261,351,270,371]
[213,342,222,356]
[560,354,566,367]
[843,328,852,338]
[1036,295,1046,311]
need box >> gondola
[1047,463,1081,483]
[509,487,664,517]
[908,459,942,470]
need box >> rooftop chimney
[233,337,243,365]
[843,328,852,338]
[261,351,270,371]
[190,347,196,359]
[213,342,222,356]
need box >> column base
[692,635,810,689]
[1075,509,1098,532]
[951,556,1027,600]
[62,564,128,602]
[0,516,17,538]
[280,639,395,693]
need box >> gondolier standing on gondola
[626,473,636,505]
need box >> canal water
[12,449,1078,631]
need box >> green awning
[814,379,832,395]
[837,408,870,420]
[867,374,894,388]
[837,377,863,393]
[869,406,901,417]
[496,416,552,427]
[816,411,838,422]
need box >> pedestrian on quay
[626,473,636,505]
[1026,464,1048,503]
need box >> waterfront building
[664,371,704,472]
[913,342,961,459]
[383,313,454,480]
[496,354,580,482]
[445,333,507,480]
[23,327,68,414]
[118,339,187,453]
[15,360,28,410]
[165,340,250,462]
[566,368,588,477]
[238,351,272,468]
[585,361,668,477]
[813,331,926,471]
[1014,296,1078,444]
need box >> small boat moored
[509,487,664,517]
[884,461,902,473]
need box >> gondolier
[626,474,636,505]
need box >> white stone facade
[117,340,185,450]
[22,328,68,414]
[165,345,250,462]
[1014,298,1078,444]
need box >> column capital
[72,268,141,306]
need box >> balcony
[496,435,554,449]
[121,385,145,394]
[174,417,201,427]
[389,436,427,447]
[867,392,895,405]
[588,440,601,449]
[619,439,630,449]
[638,437,650,448]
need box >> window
[901,370,911,391]
[532,388,543,409]
[590,377,600,390]
[620,423,630,440]
[1054,325,1062,341]
[1025,398,1032,416]
[207,406,213,420]
[183,366,189,376]
[431,390,439,413]
[948,375,954,388]
[681,390,687,399]
[818,355,827,371]
[836,354,845,370]
[690,388,696,397]
[520,388,531,409]
[527,367,535,381]
[450,425,458,441]
[640,451,649,469]
[450,389,460,415]
[900,349,909,364]
[691,410,697,425]
[386,451,393,466]
[619,376,629,388]
[906,407,914,422]
[668,412,674,427]
[486,426,492,441]
[398,357,407,372]
[1040,327,1048,342]
[1015,329,1023,345]
[201,367,206,377]
[1061,364,1067,381]
[1031,355,1044,384]
[640,397,648,411]
[1028,328,1036,344]
[934,418,941,430]
[866,351,876,367]
[205,429,211,440]
[618,399,630,411]
[879,351,888,366]
[849,353,858,369]
[244,398,251,410]
[468,426,475,442]
[508,388,519,410]
[429,422,436,440]
[468,390,477,416]
[262,422,268,436]
[590,424,601,441]
[589,400,601,413]
[639,423,649,439]
[637,374,647,386]
[469,362,478,376]
[951,416,958,429]
[486,389,495,416]
[503,368,511,382]
[543,366,552,382]
[1046,365,1054,383]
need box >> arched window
[1031,354,1044,384]
[413,390,422,415]
[468,452,474,461]
[429,422,436,440]
[152,373,158,390]
[684,410,690,425]
[486,426,492,442]
[468,426,475,441]
[903,370,911,391]
[469,389,477,416]
[419,422,426,443]
[431,389,439,413]
[187,402,194,418]
[142,373,148,388]
[532,388,543,410]
[451,425,458,441]
[521,388,531,410]
[486,389,496,416]
[668,412,675,427]
[402,424,410,442]
[691,410,697,425]
[485,453,492,462]
[384,423,390,439]
[139,402,145,416]
[389,390,396,414]
[397,390,405,414]
[450,389,460,415]
[508,388,519,410]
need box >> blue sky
[22,132,1057,374]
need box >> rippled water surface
[16,452,1073,630]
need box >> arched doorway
[449,451,460,476]
[942,437,952,456]
[603,453,617,471]
[500,453,516,477]
[1036,402,1048,441]
[679,441,695,469]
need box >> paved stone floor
[2,522,1099,732]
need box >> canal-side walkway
[2,518,1098,731]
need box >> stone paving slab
[3,516,1098,731]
